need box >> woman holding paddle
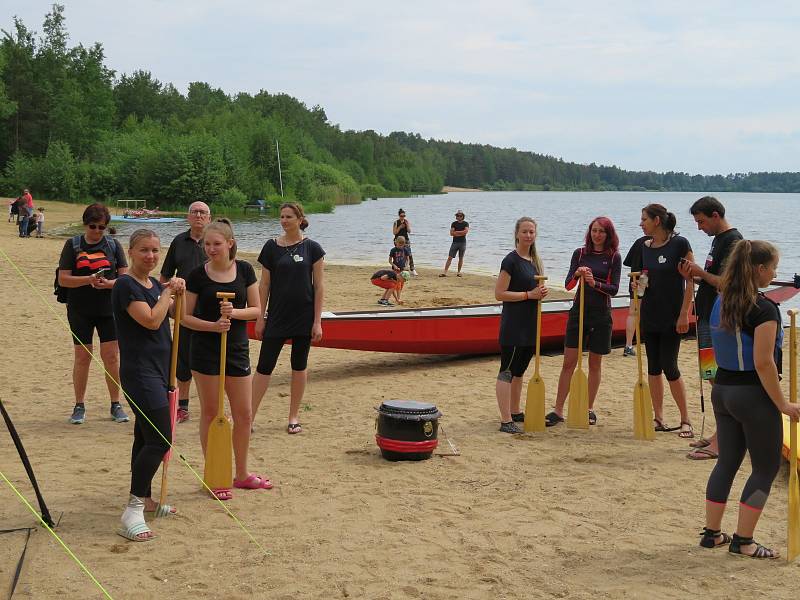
[494,217,548,434]
[112,229,185,542]
[637,203,694,437]
[700,240,800,558]
[184,219,270,501]
[547,217,621,427]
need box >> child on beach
[389,236,410,272]
[371,269,404,306]
[35,207,44,237]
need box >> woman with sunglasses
[393,208,417,275]
[58,203,129,426]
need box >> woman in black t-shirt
[392,208,416,274]
[112,229,184,541]
[494,217,549,434]
[637,204,694,437]
[701,240,800,558]
[183,219,269,501]
[252,202,325,435]
[58,203,129,425]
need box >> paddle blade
[566,371,589,429]
[633,381,655,441]
[524,376,546,432]
[789,421,800,561]
[163,388,178,462]
[204,415,233,490]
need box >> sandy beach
[2,200,800,599]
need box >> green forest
[1,5,798,212]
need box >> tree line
[1,5,797,212]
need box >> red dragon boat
[247,280,799,355]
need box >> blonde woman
[494,217,548,433]
[183,219,270,500]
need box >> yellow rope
[0,469,114,599]
[0,245,270,558]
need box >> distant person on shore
[547,217,621,427]
[252,202,325,435]
[7,198,14,222]
[58,203,129,425]
[637,203,694,437]
[19,188,34,238]
[371,269,403,306]
[35,207,45,237]
[393,209,417,276]
[440,210,469,277]
[183,218,269,501]
[699,239,800,558]
[679,196,742,461]
[494,217,548,434]
[622,235,650,356]
[112,229,185,541]
[160,201,211,423]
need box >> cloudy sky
[5,1,799,174]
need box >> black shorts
[190,336,251,377]
[564,305,612,355]
[498,345,535,378]
[448,242,466,259]
[67,307,117,346]
[256,336,312,375]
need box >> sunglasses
[87,223,107,231]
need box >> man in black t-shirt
[678,196,742,461]
[440,210,469,277]
[159,201,211,422]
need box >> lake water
[108,190,800,311]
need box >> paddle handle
[534,275,547,375]
[576,273,585,372]
[791,310,797,469]
[168,293,182,390]
[630,273,644,383]
[216,292,235,419]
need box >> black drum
[375,400,442,461]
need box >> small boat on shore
[247,282,799,355]
[110,215,183,223]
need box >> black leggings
[498,345,535,379]
[706,383,782,510]
[642,329,682,380]
[256,336,312,375]
[128,404,172,498]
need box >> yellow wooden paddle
[203,292,235,492]
[524,275,547,432]
[630,273,655,440]
[788,309,799,561]
[566,274,589,429]
[159,292,182,508]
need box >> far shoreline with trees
[1,5,799,215]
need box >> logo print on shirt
[658,255,667,264]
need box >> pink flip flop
[211,488,233,501]
[233,474,273,490]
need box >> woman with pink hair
[546,217,621,427]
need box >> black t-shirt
[451,220,469,243]
[714,295,782,386]
[640,235,692,333]
[623,236,651,295]
[694,228,742,320]
[186,260,257,361]
[498,251,540,346]
[371,269,398,281]
[389,246,409,269]
[112,275,171,387]
[160,230,207,280]
[58,235,128,316]
[394,220,410,241]
[257,238,326,337]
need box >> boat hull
[110,215,183,223]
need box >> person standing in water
[252,202,325,435]
[440,210,469,277]
[393,208,417,276]
[494,217,548,434]
[546,217,621,427]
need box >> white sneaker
[411,270,418,276]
